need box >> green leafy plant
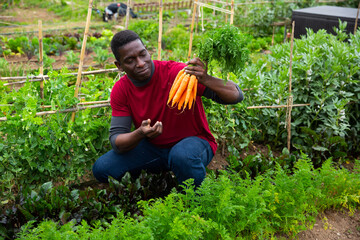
[65,50,79,67]
[238,25,360,159]
[196,24,250,78]
[93,48,112,68]
[0,171,177,239]
[15,155,360,239]
[0,70,114,203]
[128,20,159,47]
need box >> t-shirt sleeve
[110,80,131,117]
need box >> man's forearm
[201,76,241,103]
[114,128,145,153]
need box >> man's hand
[185,57,242,104]
[138,119,163,139]
[184,57,209,84]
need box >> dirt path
[297,209,360,240]
[0,7,105,35]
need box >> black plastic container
[292,6,358,38]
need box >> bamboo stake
[125,0,131,29]
[195,4,199,34]
[71,0,93,122]
[355,2,360,35]
[0,103,111,121]
[247,103,309,109]
[286,21,295,151]
[195,2,231,14]
[1,68,119,82]
[230,0,234,25]
[38,20,44,99]
[188,0,198,60]
[207,0,231,5]
[40,100,110,109]
[225,0,228,23]
[158,0,163,60]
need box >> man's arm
[184,57,243,104]
[110,116,162,153]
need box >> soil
[2,6,360,240]
[7,7,61,25]
[3,51,114,71]
[297,209,360,240]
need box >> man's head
[111,30,152,81]
[111,30,142,61]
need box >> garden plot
[1,0,360,239]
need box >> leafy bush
[162,25,189,51]
[0,70,114,201]
[238,24,360,161]
[128,20,159,47]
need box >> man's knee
[92,160,108,183]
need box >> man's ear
[114,61,123,72]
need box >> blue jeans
[92,136,214,187]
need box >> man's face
[115,39,152,81]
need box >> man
[103,3,137,22]
[92,30,243,187]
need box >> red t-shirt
[110,60,217,154]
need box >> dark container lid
[292,6,358,21]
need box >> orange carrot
[184,74,197,109]
[177,91,187,110]
[171,74,190,107]
[193,78,198,103]
[188,88,194,110]
[167,70,185,105]
[188,78,197,110]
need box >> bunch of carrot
[167,68,198,111]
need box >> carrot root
[167,68,198,112]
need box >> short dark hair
[111,30,142,61]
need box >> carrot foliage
[196,24,251,79]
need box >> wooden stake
[247,103,309,109]
[188,0,197,61]
[38,20,44,99]
[125,0,131,29]
[41,100,110,109]
[355,2,360,34]
[0,103,111,122]
[2,68,119,85]
[286,21,295,151]
[71,0,94,122]
[225,0,228,23]
[158,0,163,60]
[230,0,234,25]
